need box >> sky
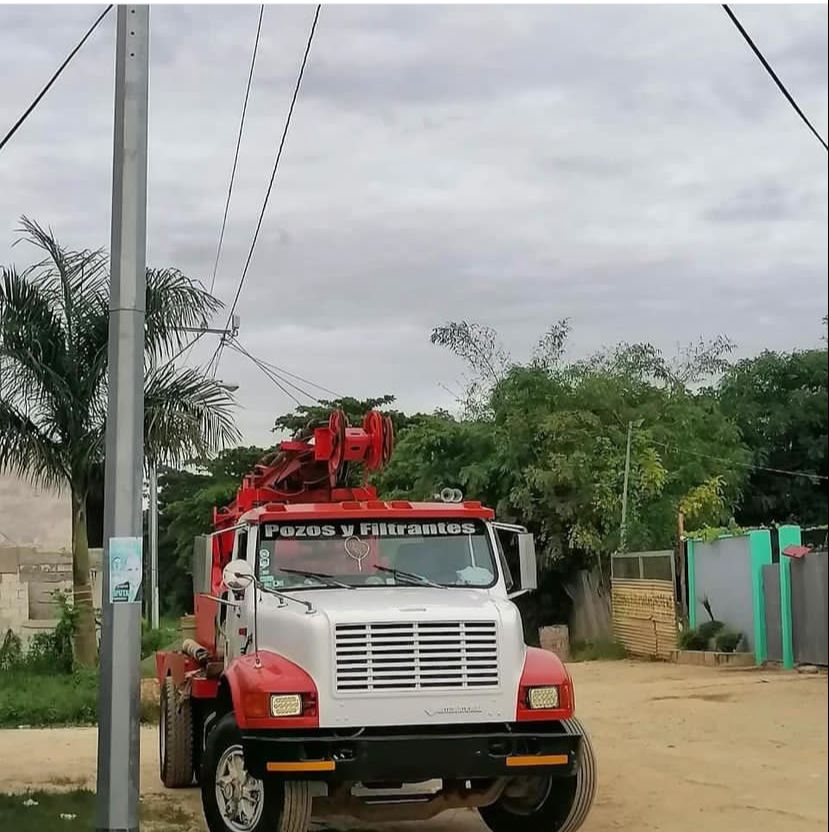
[1,3,827,446]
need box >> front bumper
[242,721,581,781]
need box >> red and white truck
[156,410,596,832]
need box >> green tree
[718,347,828,526]
[0,219,239,664]
[273,395,422,436]
[157,445,267,615]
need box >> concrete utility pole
[619,420,634,553]
[97,7,149,832]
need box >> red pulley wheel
[362,411,384,470]
[328,410,347,482]
[381,415,395,465]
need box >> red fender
[223,651,319,730]
[516,646,575,722]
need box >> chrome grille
[334,621,499,693]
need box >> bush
[141,618,179,659]
[678,628,709,651]
[0,630,23,671]
[715,630,743,653]
[697,619,725,641]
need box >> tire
[201,712,312,832]
[479,717,597,832]
[159,677,194,788]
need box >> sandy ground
[0,660,826,831]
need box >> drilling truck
[156,410,597,832]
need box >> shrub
[715,630,743,653]
[0,630,23,671]
[141,618,179,659]
[697,619,725,641]
[678,628,709,651]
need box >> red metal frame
[515,647,575,723]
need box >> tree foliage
[0,218,239,662]
[718,348,828,526]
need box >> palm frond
[16,217,108,335]
[0,266,73,425]
[0,399,68,489]
[144,364,241,466]
[145,268,222,360]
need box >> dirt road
[1,661,826,831]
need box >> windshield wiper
[277,567,354,589]
[374,564,446,588]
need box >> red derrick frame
[213,409,395,533]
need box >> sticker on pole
[109,537,142,603]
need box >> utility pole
[619,420,633,553]
[97,8,149,832]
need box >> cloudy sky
[1,3,827,445]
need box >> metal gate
[611,550,677,659]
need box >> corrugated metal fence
[611,550,677,659]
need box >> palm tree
[0,218,240,666]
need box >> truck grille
[334,621,499,692]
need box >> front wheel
[200,713,312,832]
[479,717,597,832]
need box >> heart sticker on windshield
[344,536,370,571]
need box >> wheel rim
[499,776,552,816]
[214,744,264,832]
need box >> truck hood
[253,586,527,728]
[276,585,507,620]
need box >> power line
[209,5,265,295]
[210,3,322,375]
[0,5,113,154]
[227,338,322,405]
[226,339,305,406]
[250,354,342,398]
[721,4,828,152]
[161,328,208,369]
[651,439,828,482]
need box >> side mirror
[222,558,255,593]
[517,533,538,592]
[492,523,538,597]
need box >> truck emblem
[344,536,370,571]
[424,705,484,717]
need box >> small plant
[0,629,23,671]
[24,590,77,674]
[715,630,743,653]
[697,619,725,641]
[140,618,179,659]
[678,628,708,651]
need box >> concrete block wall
[0,545,82,648]
[0,472,71,551]
[0,571,29,636]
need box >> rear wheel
[201,713,312,832]
[479,717,597,832]
[159,677,194,788]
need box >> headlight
[270,694,303,717]
[528,686,560,710]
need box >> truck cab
[156,412,595,832]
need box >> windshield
[256,519,496,589]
